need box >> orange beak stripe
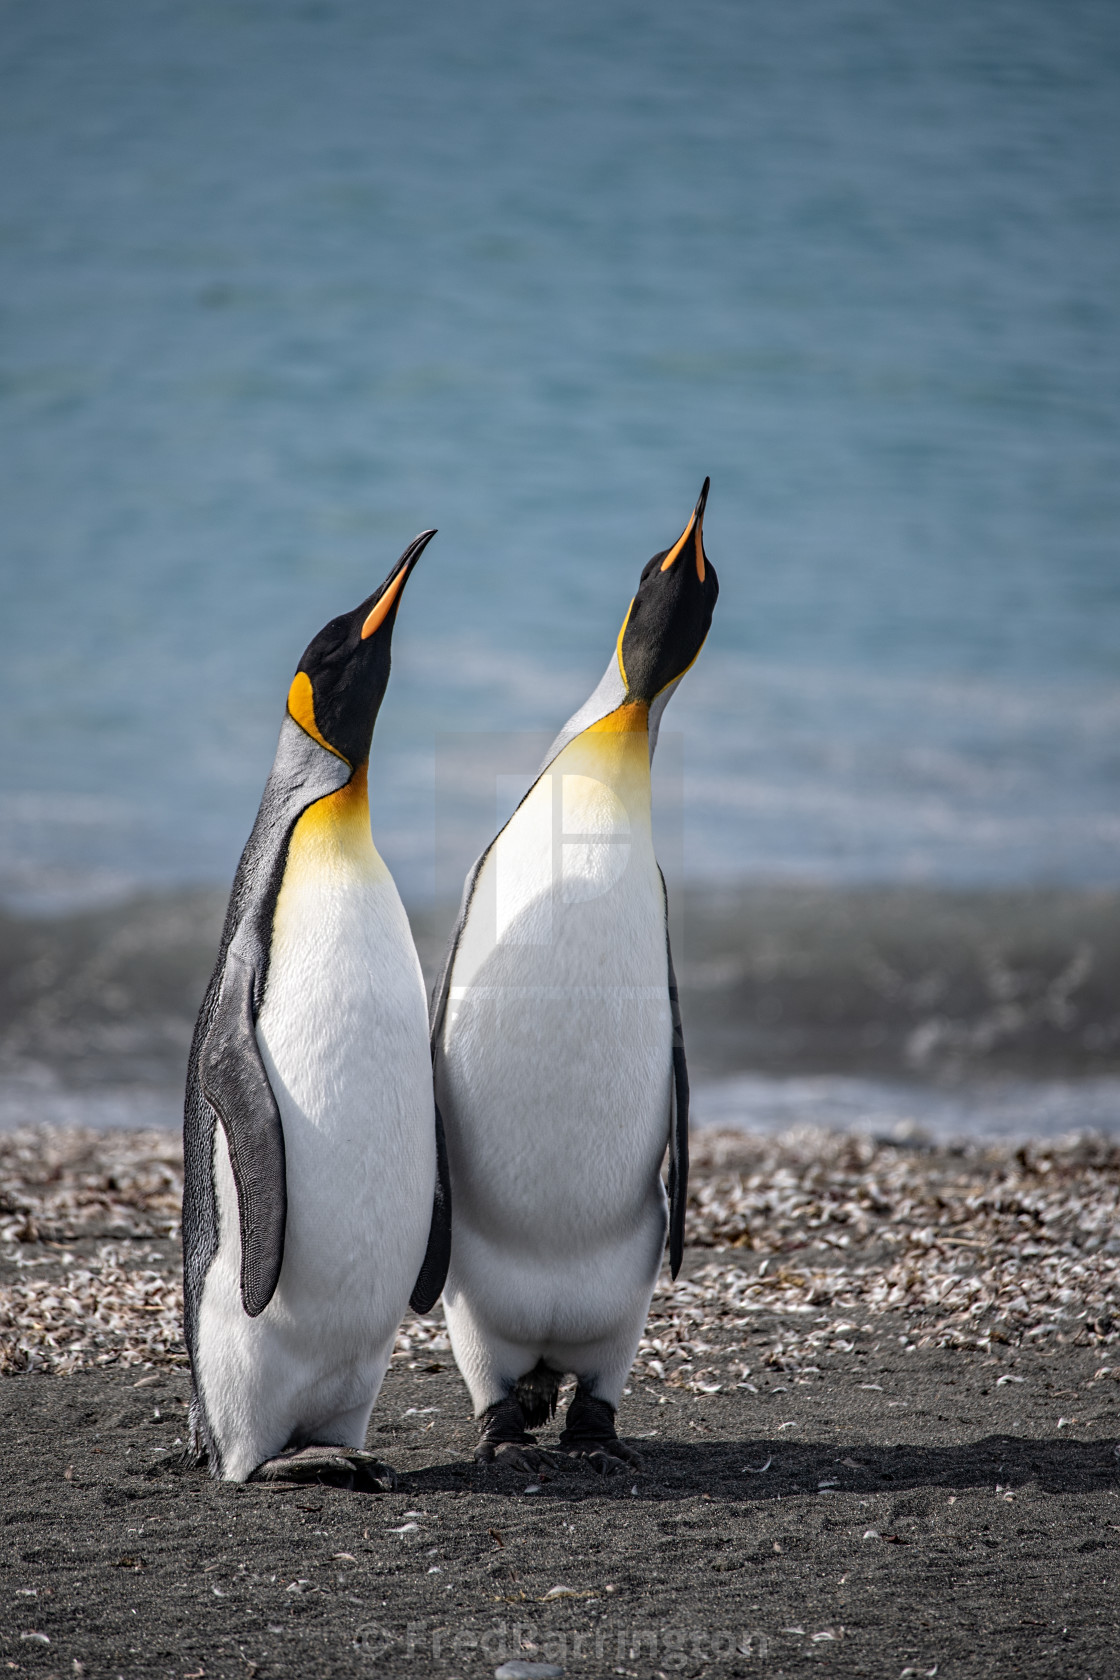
[660,511,706,583]
[361,564,409,640]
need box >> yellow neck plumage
[282,675,382,875]
[561,700,652,825]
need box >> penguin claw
[475,1440,553,1474]
[250,1444,398,1492]
[561,1438,643,1476]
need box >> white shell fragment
[1,1124,1116,1379]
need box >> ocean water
[1,1,1118,1133]
[2,0,1118,908]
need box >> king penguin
[431,481,718,1472]
[183,530,451,1488]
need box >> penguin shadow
[405,1435,1119,1502]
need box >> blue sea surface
[1,0,1118,909]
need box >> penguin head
[616,478,719,705]
[285,528,436,768]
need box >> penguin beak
[361,528,437,640]
[659,477,710,584]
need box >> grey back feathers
[183,718,350,1347]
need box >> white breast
[193,783,437,1479]
[437,723,672,1253]
[256,829,435,1312]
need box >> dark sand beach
[2,1125,1117,1678]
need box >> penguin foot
[558,1387,643,1476]
[474,1397,553,1473]
[561,1436,642,1475]
[249,1444,398,1492]
[480,1440,554,1473]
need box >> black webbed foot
[558,1386,642,1476]
[486,1440,553,1473]
[249,1444,397,1491]
[475,1395,554,1473]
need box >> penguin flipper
[429,849,487,1051]
[409,1101,452,1313]
[199,948,287,1318]
[662,878,690,1280]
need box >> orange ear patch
[287,671,349,763]
[361,565,408,639]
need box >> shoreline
[4,1067,1120,1142]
